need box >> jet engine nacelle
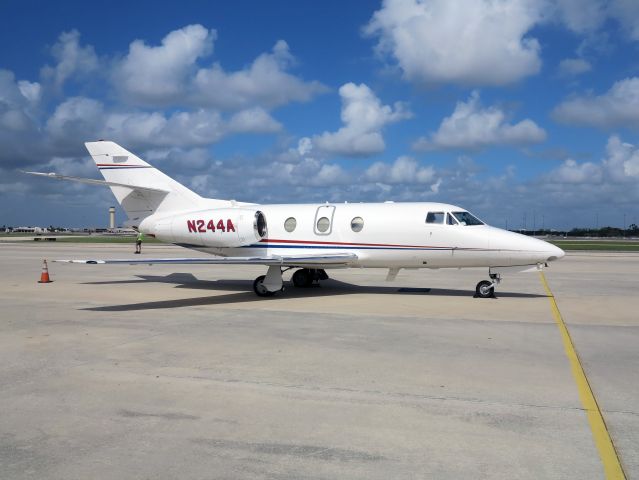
[145,208,267,247]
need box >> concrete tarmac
[0,243,636,479]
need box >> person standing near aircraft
[135,229,144,254]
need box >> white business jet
[27,141,564,298]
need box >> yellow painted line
[539,272,626,479]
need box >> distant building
[106,227,137,235]
[13,226,48,234]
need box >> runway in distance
[27,141,565,298]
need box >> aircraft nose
[546,243,565,262]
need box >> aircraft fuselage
[141,201,564,269]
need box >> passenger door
[424,211,454,265]
[314,205,336,235]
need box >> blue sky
[1,0,639,230]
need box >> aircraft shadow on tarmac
[82,273,544,311]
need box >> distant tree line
[517,224,638,237]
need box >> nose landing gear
[475,273,500,298]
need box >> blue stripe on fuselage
[242,244,454,251]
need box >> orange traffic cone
[38,259,53,283]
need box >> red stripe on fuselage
[262,238,456,249]
[95,163,148,167]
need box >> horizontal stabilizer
[22,171,170,194]
[55,253,358,267]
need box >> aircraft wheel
[253,275,276,297]
[475,280,494,298]
[292,269,313,288]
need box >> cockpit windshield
[451,211,484,226]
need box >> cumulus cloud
[112,27,326,110]
[557,58,592,77]
[364,0,543,86]
[431,135,639,228]
[603,134,639,180]
[145,147,214,171]
[362,0,639,87]
[552,77,639,128]
[0,71,40,133]
[0,70,44,165]
[545,134,639,186]
[553,0,606,33]
[41,30,99,88]
[552,0,639,41]
[45,97,106,148]
[227,108,282,133]
[297,137,313,156]
[41,156,100,178]
[17,81,42,104]
[548,158,602,183]
[179,135,354,203]
[193,40,327,110]
[365,156,436,184]
[312,82,411,156]
[45,97,283,152]
[106,109,227,147]
[114,24,216,106]
[182,150,444,206]
[414,91,546,151]
[247,157,350,190]
[0,26,306,168]
[609,0,639,41]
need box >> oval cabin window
[316,217,330,233]
[284,217,297,232]
[351,217,364,232]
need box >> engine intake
[255,210,267,238]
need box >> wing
[54,253,358,268]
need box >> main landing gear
[252,267,329,297]
[475,273,500,299]
[252,275,277,297]
[291,268,328,288]
[253,265,284,297]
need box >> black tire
[253,275,276,297]
[292,269,313,288]
[475,280,494,298]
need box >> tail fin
[85,141,203,223]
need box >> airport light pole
[623,213,626,237]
